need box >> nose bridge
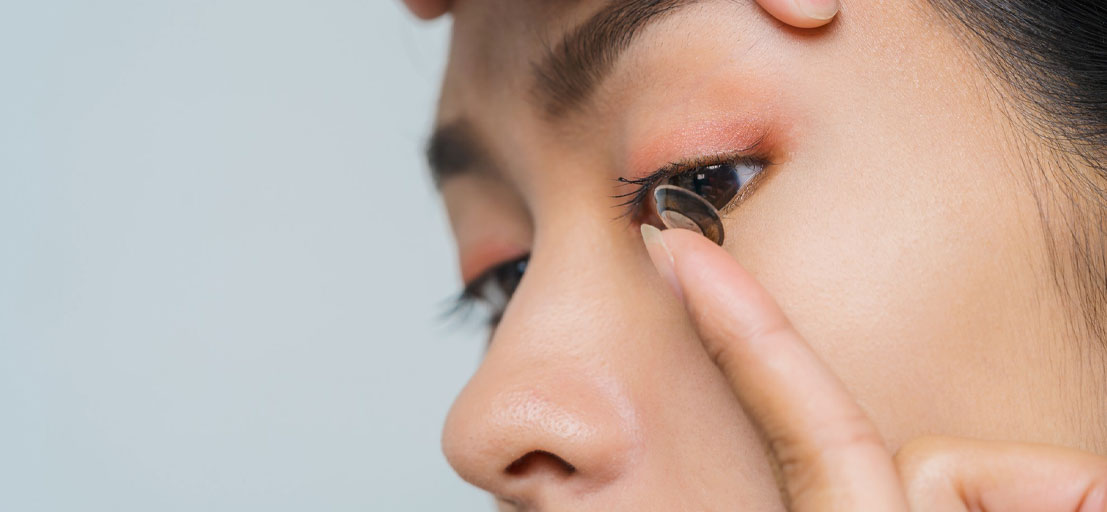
[441,199,654,501]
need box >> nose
[442,369,639,501]
[441,213,649,506]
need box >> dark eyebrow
[425,119,489,188]
[533,0,699,117]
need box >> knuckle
[764,425,812,472]
[820,407,888,455]
[763,410,887,497]
[699,322,735,370]
[696,315,746,374]
[700,313,791,371]
[742,311,795,347]
[766,432,825,502]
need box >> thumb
[896,436,1107,512]
[402,0,451,20]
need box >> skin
[645,226,1107,510]
[411,0,1107,509]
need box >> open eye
[616,155,767,225]
[457,255,529,325]
[665,160,762,210]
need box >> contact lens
[653,184,725,245]
[665,164,743,210]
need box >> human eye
[664,159,763,209]
[616,152,769,226]
[447,254,530,328]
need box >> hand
[401,0,840,29]
[640,224,1107,511]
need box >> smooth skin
[408,0,1107,510]
[643,224,1107,511]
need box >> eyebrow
[425,119,488,188]
[533,0,698,117]
[426,0,699,185]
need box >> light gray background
[0,1,492,510]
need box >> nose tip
[441,371,639,502]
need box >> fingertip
[757,0,839,29]
[641,224,683,301]
[402,0,451,20]
[795,0,839,25]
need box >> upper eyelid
[461,252,530,297]
[461,257,507,293]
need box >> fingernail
[795,0,839,20]
[640,224,683,302]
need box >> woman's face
[431,0,1100,509]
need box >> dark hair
[928,1,1107,341]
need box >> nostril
[504,450,577,476]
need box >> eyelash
[443,254,530,330]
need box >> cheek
[688,1,1077,447]
[725,73,1057,448]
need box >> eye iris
[666,163,741,209]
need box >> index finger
[641,225,906,511]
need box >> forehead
[428,0,770,191]
[437,1,582,116]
